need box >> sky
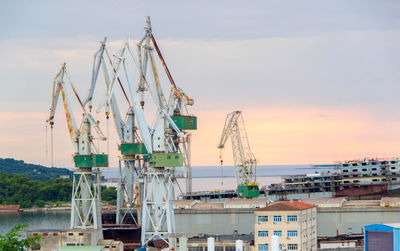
[1,1,400,168]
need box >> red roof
[257,201,316,211]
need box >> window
[215,247,224,251]
[288,244,298,250]
[258,231,268,237]
[352,169,358,172]
[372,168,377,171]
[343,169,348,173]
[362,168,367,171]
[287,215,298,222]
[273,215,282,222]
[352,163,358,166]
[273,230,282,236]
[258,216,268,222]
[189,247,203,251]
[225,246,235,251]
[287,230,298,237]
[258,244,269,250]
[392,167,396,170]
[343,164,349,167]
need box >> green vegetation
[0,158,72,181]
[0,172,71,208]
[0,172,117,208]
[0,224,41,251]
[102,186,117,206]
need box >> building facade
[254,201,317,251]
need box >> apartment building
[254,200,317,251]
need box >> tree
[0,224,41,251]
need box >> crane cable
[45,124,48,160]
[50,122,54,168]
[106,105,110,155]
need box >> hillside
[0,158,72,181]
[0,171,117,208]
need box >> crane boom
[46,63,108,230]
[218,111,259,198]
[47,63,79,152]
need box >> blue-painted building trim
[364,224,400,251]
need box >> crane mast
[47,63,108,231]
[97,40,149,226]
[218,111,259,198]
[48,17,197,249]
[136,17,197,247]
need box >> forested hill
[0,158,72,181]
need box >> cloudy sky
[1,1,400,168]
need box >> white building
[254,200,317,251]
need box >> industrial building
[27,229,123,251]
[364,223,400,251]
[254,201,317,251]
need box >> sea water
[0,165,334,234]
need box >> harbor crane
[136,17,197,247]
[87,39,147,225]
[137,17,196,193]
[218,111,259,198]
[47,63,108,230]
[97,35,185,248]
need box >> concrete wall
[176,207,400,238]
[176,209,254,236]
[317,208,400,237]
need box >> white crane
[47,63,108,230]
[97,37,182,247]
[218,111,259,198]
[87,39,147,226]
[136,17,199,247]
[138,17,196,193]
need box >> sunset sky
[1,1,400,168]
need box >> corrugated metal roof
[381,197,400,203]
[343,200,380,207]
[192,203,225,209]
[225,198,269,204]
